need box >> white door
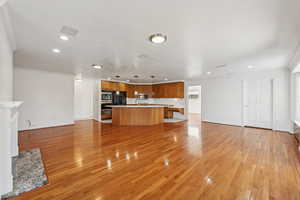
[243,79,273,129]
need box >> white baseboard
[74,116,93,121]
[202,119,242,127]
[202,120,292,133]
[19,121,74,131]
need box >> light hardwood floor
[10,114,300,200]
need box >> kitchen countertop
[107,105,166,108]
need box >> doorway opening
[188,85,202,122]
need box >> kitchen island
[108,105,164,126]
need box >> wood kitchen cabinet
[153,82,184,98]
[101,80,184,98]
[127,84,136,98]
[101,81,127,92]
[134,85,153,95]
[101,80,112,91]
[153,84,165,98]
[101,80,119,91]
[164,107,185,118]
[165,82,184,98]
[118,82,128,92]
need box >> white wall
[203,79,243,126]
[190,68,291,132]
[74,79,95,120]
[0,5,13,101]
[188,86,201,114]
[14,68,74,130]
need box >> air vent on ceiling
[215,64,227,69]
[60,26,79,36]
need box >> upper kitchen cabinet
[152,84,164,98]
[101,80,127,92]
[167,82,184,98]
[127,85,152,97]
[118,82,128,92]
[153,82,184,98]
[101,80,113,91]
[127,84,136,98]
[176,82,185,98]
[101,80,184,98]
[134,85,153,95]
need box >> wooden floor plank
[10,115,300,200]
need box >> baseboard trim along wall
[74,116,94,121]
[19,121,74,131]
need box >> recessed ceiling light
[126,80,130,82]
[149,33,167,44]
[248,65,254,69]
[92,64,103,69]
[52,48,61,53]
[207,71,211,75]
[164,78,168,81]
[107,77,112,80]
[59,35,69,41]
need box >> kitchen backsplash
[127,98,186,108]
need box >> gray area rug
[2,148,48,199]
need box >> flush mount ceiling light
[92,64,103,69]
[149,33,167,44]
[59,35,69,41]
[52,48,61,53]
[164,77,168,81]
[207,71,211,75]
[248,65,254,69]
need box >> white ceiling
[8,0,300,82]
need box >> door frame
[242,79,276,130]
[188,85,202,114]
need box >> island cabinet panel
[112,107,164,126]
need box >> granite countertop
[107,105,166,108]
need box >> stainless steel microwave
[101,92,112,101]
